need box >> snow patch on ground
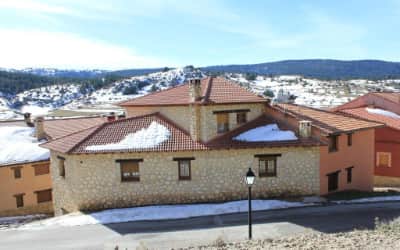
[86,121,170,151]
[234,124,298,142]
[0,214,48,230]
[17,200,308,230]
[366,108,400,119]
[21,105,51,116]
[0,126,50,165]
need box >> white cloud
[0,29,171,70]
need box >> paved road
[1,202,400,250]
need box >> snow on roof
[85,121,171,151]
[0,126,50,166]
[233,124,298,142]
[366,108,400,119]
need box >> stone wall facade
[51,146,320,216]
[125,103,265,143]
[200,103,265,142]
[125,106,191,132]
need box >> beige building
[41,77,380,216]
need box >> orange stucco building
[334,92,400,186]
[269,103,381,194]
[0,161,53,216]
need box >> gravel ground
[183,219,400,250]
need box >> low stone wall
[0,202,53,217]
[374,175,400,187]
[51,147,320,216]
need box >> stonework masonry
[51,147,320,216]
[125,103,265,143]
[125,106,191,132]
[200,103,265,142]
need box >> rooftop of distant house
[118,76,267,107]
[333,91,400,131]
[273,103,383,135]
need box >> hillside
[1,67,400,120]
[202,59,400,79]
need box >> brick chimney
[24,113,34,127]
[189,79,202,102]
[34,116,46,140]
[188,79,202,141]
[299,120,312,138]
[107,112,116,122]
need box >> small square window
[58,157,65,177]
[377,152,391,167]
[14,194,24,208]
[258,156,277,177]
[13,167,22,179]
[236,112,247,125]
[328,135,338,152]
[178,160,192,180]
[216,113,229,133]
[120,160,141,182]
[346,167,353,183]
[347,133,353,146]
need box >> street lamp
[245,167,255,240]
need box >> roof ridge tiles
[117,79,197,106]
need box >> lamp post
[245,167,255,240]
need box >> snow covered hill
[1,68,107,78]
[1,66,400,120]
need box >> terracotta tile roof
[274,103,383,135]
[41,112,321,154]
[207,115,323,149]
[118,77,266,107]
[41,126,101,153]
[339,107,400,131]
[41,113,208,154]
[332,92,400,112]
[371,92,400,104]
[43,116,106,139]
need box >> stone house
[333,92,400,186]
[41,77,381,215]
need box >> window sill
[259,174,277,178]
[376,165,391,168]
[121,178,140,182]
[179,177,191,181]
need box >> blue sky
[0,0,399,70]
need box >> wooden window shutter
[36,189,52,203]
[33,163,50,176]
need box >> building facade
[0,161,53,216]
[42,77,380,215]
[334,92,400,186]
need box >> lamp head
[245,168,255,186]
